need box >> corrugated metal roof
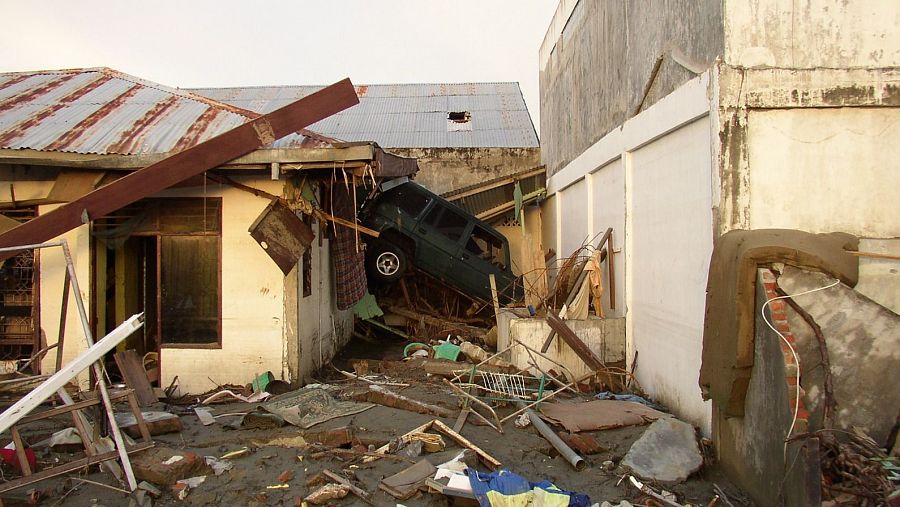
[190,82,539,149]
[0,68,330,156]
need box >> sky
[1,1,558,136]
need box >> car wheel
[367,241,407,282]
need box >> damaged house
[539,0,898,504]
[0,67,418,394]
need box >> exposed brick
[130,447,213,486]
[775,322,792,333]
[557,432,607,455]
[769,300,785,312]
[302,426,353,447]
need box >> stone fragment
[621,418,702,483]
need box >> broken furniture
[0,388,153,493]
[0,240,149,493]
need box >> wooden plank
[489,274,501,331]
[545,313,605,372]
[432,419,502,469]
[453,409,470,432]
[114,350,156,407]
[0,314,144,435]
[0,79,359,260]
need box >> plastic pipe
[518,403,586,470]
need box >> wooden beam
[0,79,359,260]
[545,312,605,372]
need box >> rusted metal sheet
[248,199,314,275]
[0,79,359,261]
[0,68,332,155]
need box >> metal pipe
[0,241,65,253]
[517,403,585,471]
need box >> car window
[383,186,432,219]
[466,225,508,269]
[424,204,469,242]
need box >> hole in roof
[448,111,471,123]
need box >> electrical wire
[761,275,840,454]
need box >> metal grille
[0,207,38,362]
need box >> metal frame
[0,240,148,493]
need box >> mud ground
[0,334,755,506]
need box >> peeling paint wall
[724,0,900,68]
[387,147,540,195]
[539,0,724,176]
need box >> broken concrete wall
[388,147,540,195]
[779,266,900,445]
[539,0,724,176]
[715,269,811,507]
[497,311,625,381]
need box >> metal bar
[63,240,140,490]
[56,270,70,372]
[498,371,594,424]
[0,79,359,260]
[0,241,65,253]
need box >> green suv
[360,180,522,304]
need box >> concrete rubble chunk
[621,418,702,484]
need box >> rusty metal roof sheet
[190,82,539,149]
[0,68,331,155]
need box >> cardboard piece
[539,400,666,433]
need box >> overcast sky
[1,1,558,136]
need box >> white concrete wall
[590,159,626,316]
[547,73,716,433]
[629,116,715,435]
[558,179,589,258]
[747,108,900,238]
[724,0,900,68]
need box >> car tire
[367,241,407,283]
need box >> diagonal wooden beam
[0,78,359,260]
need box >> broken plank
[363,421,433,463]
[355,384,452,418]
[421,359,515,378]
[431,419,502,469]
[545,312,605,372]
[193,408,215,426]
[114,350,156,407]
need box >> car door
[414,202,469,282]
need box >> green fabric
[353,292,384,320]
